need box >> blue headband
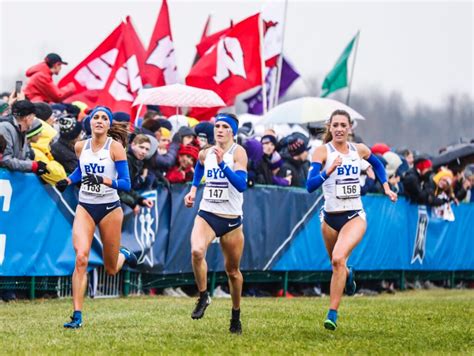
[215,114,238,136]
[89,106,113,124]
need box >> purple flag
[244,57,300,115]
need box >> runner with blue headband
[184,112,248,334]
[55,105,137,329]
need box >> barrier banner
[0,170,102,276]
[1,170,473,276]
[163,185,320,273]
[273,195,474,271]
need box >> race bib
[80,182,106,196]
[335,178,360,199]
[204,182,229,203]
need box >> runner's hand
[384,187,398,202]
[82,174,103,185]
[213,146,224,164]
[327,155,342,175]
[56,179,69,192]
[184,191,195,208]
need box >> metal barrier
[1,270,473,299]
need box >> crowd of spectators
[1,52,473,220]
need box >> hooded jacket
[0,115,34,171]
[24,62,75,103]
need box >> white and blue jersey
[199,144,243,216]
[78,137,119,204]
[322,142,363,212]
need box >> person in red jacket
[24,53,76,103]
[167,145,199,184]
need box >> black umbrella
[432,143,474,170]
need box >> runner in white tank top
[199,142,243,216]
[54,106,137,329]
[306,109,397,331]
[184,113,248,334]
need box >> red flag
[186,14,263,120]
[96,16,147,115]
[196,27,230,58]
[143,0,178,87]
[59,22,123,107]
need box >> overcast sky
[0,0,472,107]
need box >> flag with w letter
[186,14,263,120]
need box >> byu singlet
[322,142,363,212]
[199,144,243,216]
[78,137,119,204]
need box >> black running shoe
[191,293,211,319]
[229,318,242,334]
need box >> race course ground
[1,290,472,354]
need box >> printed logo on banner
[0,179,13,266]
[133,191,158,267]
[411,205,429,264]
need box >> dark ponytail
[322,109,352,143]
[108,121,129,148]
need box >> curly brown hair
[108,121,129,148]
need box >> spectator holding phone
[24,53,76,103]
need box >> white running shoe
[174,287,189,297]
[213,285,231,298]
[163,287,181,297]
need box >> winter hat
[34,102,53,121]
[60,116,83,140]
[157,118,172,131]
[12,100,36,117]
[433,169,454,185]
[160,127,171,139]
[261,134,277,146]
[244,139,264,163]
[415,157,432,172]
[383,151,403,177]
[287,135,309,157]
[177,126,196,138]
[371,143,391,156]
[194,121,215,144]
[51,103,67,112]
[113,111,131,123]
[178,144,199,161]
[26,119,43,138]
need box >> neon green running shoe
[324,319,337,331]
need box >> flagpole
[346,30,360,105]
[272,0,288,109]
[258,14,268,115]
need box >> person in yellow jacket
[27,119,66,184]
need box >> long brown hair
[323,109,353,143]
[108,121,129,148]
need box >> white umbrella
[133,84,225,108]
[262,97,365,125]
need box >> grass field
[1,290,472,355]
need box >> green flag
[321,32,359,97]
